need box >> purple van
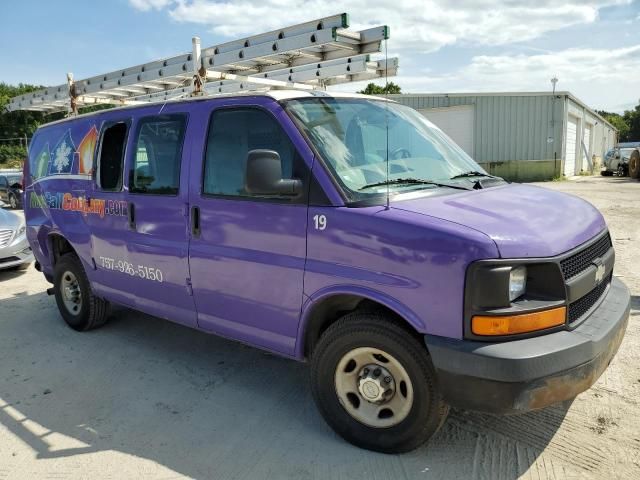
[24,91,630,453]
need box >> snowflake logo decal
[48,130,76,175]
[53,142,72,173]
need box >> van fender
[45,229,94,272]
[295,284,426,358]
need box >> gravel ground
[0,175,638,479]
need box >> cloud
[127,0,637,111]
[128,0,630,51]
[129,0,173,11]
[368,45,640,112]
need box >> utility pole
[550,76,559,175]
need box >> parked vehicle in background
[0,207,33,271]
[22,91,631,453]
[0,171,24,209]
[601,146,637,177]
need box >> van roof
[38,90,391,128]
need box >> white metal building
[388,92,618,181]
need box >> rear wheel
[629,150,640,179]
[600,170,613,176]
[53,254,109,331]
[310,312,449,453]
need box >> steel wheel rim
[335,347,414,428]
[61,271,82,315]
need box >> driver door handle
[128,202,136,230]
[191,206,201,237]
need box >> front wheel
[8,193,18,209]
[310,312,449,453]
[53,254,110,331]
[617,164,626,177]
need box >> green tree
[622,104,640,142]
[0,82,110,166]
[0,83,50,166]
[597,111,630,141]
[357,82,402,95]
[597,103,640,142]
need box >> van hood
[392,184,606,258]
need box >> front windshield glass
[284,97,486,201]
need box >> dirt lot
[0,175,638,479]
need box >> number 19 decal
[313,214,327,230]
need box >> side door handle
[128,202,136,230]
[191,205,200,237]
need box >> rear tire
[310,311,449,453]
[629,150,640,179]
[600,170,613,176]
[53,254,109,331]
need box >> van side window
[131,115,186,195]
[203,108,299,198]
[98,122,128,191]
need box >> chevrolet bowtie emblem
[594,263,606,284]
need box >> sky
[1,0,639,112]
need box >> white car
[0,208,33,271]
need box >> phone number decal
[99,256,163,282]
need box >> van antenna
[384,38,390,210]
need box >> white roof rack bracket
[7,13,397,113]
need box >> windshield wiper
[359,178,472,191]
[450,170,498,180]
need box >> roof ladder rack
[7,13,398,114]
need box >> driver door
[188,100,311,356]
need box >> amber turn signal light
[471,307,566,336]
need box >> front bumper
[425,277,630,414]
[0,234,34,270]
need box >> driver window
[203,108,305,199]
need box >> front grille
[568,274,611,323]
[0,229,13,247]
[560,233,612,280]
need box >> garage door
[418,106,474,157]
[582,124,592,169]
[565,116,578,176]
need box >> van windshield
[284,97,486,201]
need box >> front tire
[310,312,448,453]
[53,254,110,331]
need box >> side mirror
[245,149,302,196]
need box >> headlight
[509,266,527,301]
[16,224,26,237]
